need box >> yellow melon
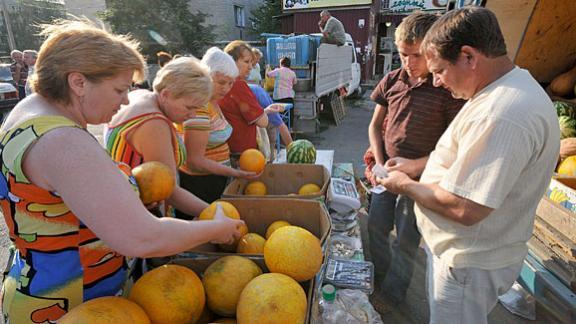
[298,183,321,195]
[202,256,262,317]
[264,226,322,282]
[198,201,249,251]
[59,296,150,324]
[213,319,237,324]
[237,233,266,254]
[239,149,266,173]
[132,161,175,204]
[558,155,576,176]
[244,181,267,195]
[199,201,240,220]
[237,273,307,324]
[129,265,205,324]
[265,220,291,239]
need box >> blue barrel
[266,35,319,69]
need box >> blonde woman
[0,20,243,321]
[177,47,258,208]
[105,57,215,218]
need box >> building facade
[190,0,265,43]
[64,0,106,24]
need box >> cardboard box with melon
[60,200,324,324]
[225,143,329,200]
[549,139,576,212]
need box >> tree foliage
[10,0,66,51]
[249,0,282,37]
[100,0,216,60]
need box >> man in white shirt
[378,7,560,323]
[23,50,37,96]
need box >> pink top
[267,66,297,100]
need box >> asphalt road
[0,92,558,322]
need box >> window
[234,5,245,28]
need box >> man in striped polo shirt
[365,12,465,311]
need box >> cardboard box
[170,256,314,323]
[222,164,330,200]
[546,176,576,213]
[187,198,332,257]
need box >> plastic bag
[335,289,384,324]
[256,126,272,162]
[498,282,536,320]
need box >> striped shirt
[178,102,233,176]
[267,67,297,100]
[371,68,465,159]
[105,113,186,169]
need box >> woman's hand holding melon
[210,204,246,245]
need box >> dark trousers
[175,171,228,220]
[368,191,421,303]
[17,85,26,100]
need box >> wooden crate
[535,196,576,243]
[486,0,576,83]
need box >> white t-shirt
[415,67,560,270]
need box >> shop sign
[283,0,372,11]
[388,0,447,13]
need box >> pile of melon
[243,181,322,196]
[60,201,324,323]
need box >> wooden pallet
[329,93,346,126]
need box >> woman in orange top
[0,20,243,322]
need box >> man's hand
[385,157,426,179]
[377,170,411,195]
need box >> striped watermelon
[287,139,316,164]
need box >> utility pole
[1,0,16,51]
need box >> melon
[264,226,322,282]
[558,155,576,176]
[129,265,205,324]
[132,161,175,204]
[265,220,291,239]
[237,273,307,324]
[199,201,249,251]
[59,296,150,324]
[237,233,266,254]
[244,181,267,195]
[202,256,262,317]
[298,183,321,195]
[286,139,316,164]
[239,149,266,173]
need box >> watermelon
[559,115,576,139]
[287,139,316,164]
[554,101,576,118]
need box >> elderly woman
[105,56,215,219]
[219,40,281,163]
[176,48,258,209]
[0,20,243,321]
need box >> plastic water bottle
[319,284,346,324]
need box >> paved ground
[0,92,559,322]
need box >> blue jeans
[368,191,421,302]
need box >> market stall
[484,1,576,321]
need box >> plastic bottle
[319,284,346,324]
